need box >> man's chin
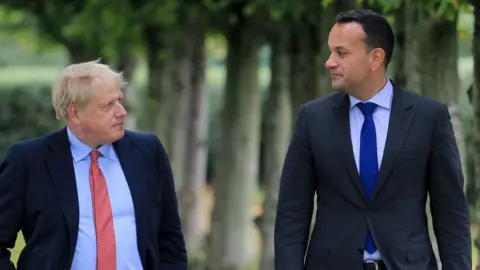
[116,130,125,138]
[331,82,343,91]
[110,130,125,143]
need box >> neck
[349,76,388,101]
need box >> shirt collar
[66,127,117,163]
[349,77,394,110]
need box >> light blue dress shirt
[348,78,394,261]
[67,128,143,270]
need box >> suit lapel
[114,135,149,266]
[45,128,79,258]
[330,93,367,203]
[371,87,414,200]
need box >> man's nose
[117,103,128,117]
[325,56,338,69]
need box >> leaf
[381,0,402,12]
[243,2,256,17]
[270,8,284,21]
[322,0,334,8]
[435,0,450,17]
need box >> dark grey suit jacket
[274,86,471,270]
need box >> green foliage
[76,0,144,64]
[0,0,93,62]
[422,0,461,20]
[0,86,61,158]
[144,0,180,26]
[365,0,471,20]
[0,5,39,53]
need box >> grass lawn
[0,63,271,90]
[9,233,22,266]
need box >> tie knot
[91,150,100,162]
[357,102,378,117]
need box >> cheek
[79,120,95,134]
[346,60,369,76]
[83,113,108,131]
[101,113,118,129]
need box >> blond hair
[52,59,127,121]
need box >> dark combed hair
[336,9,394,67]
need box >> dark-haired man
[274,9,471,270]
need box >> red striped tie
[90,150,116,270]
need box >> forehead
[328,22,366,49]
[91,80,123,101]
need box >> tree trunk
[169,31,195,193]
[288,24,320,117]
[116,51,137,130]
[141,26,176,150]
[472,3,480,269]
[418,16,459,102]
[418,14,462,269]
[206,21,261,270]
[142,26,193,191]
[289,0,355,118]
[418,14,466,191]
[257,33,292,270]
[402,0,421,92]
[179,23,209,262]
[391,1,421,91]
[392,4,407,87]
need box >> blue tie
[357,102,378,254]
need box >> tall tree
[133,0,211,263]
[257,30,292,270]
[177,4,210,261]
[206,1,266,268]
[470,1,480,268]
[391,0,421,92]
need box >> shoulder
[303,91,342,112]
[122,130,173,174]
[124,129,160,144]
[399,87,443,108]
[2,129,60,160]
[294,91,344,122]
[123,130,167,155]
[397,88,449,120]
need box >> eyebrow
[102,94,123,105]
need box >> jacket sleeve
[0,144,27,270]
[427,104,471,270]
[274,105,316,270]
[154,136,187,270]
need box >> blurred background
[0,0,479,269]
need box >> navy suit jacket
[274,87,471,269]
[0,128,187,269]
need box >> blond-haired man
[0,60,187,270]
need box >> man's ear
[370,48,385,71]
[68,104,81,124]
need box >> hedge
[0,86,61,158]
